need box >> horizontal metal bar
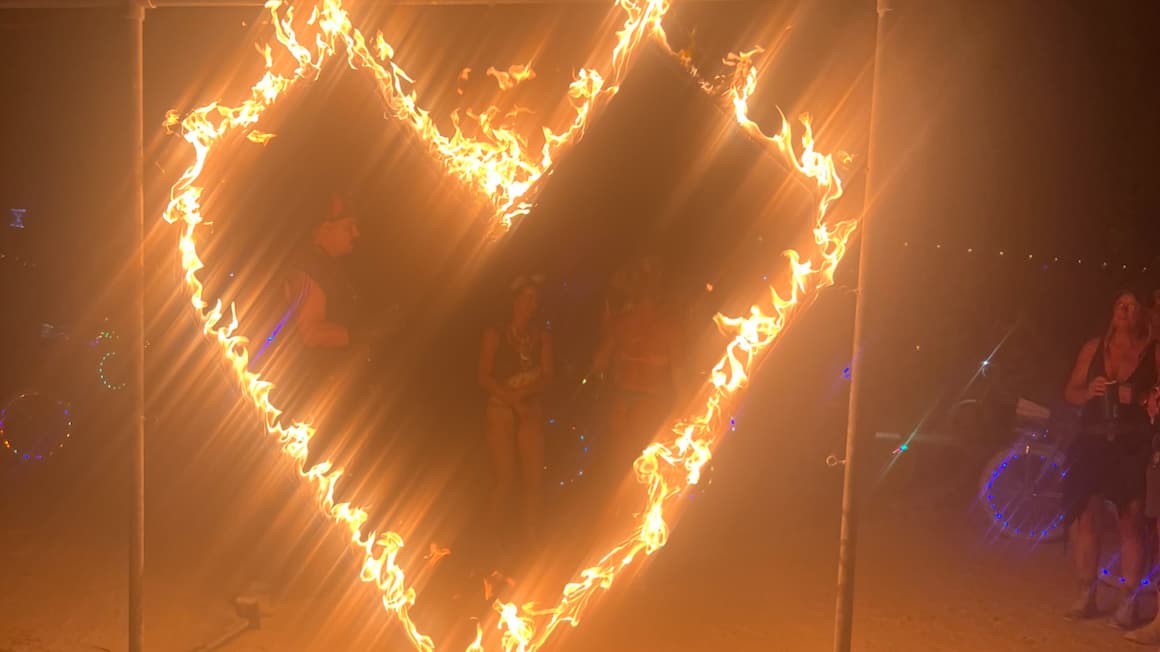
[0,0,745,8]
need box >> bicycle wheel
[977,443,1067,542]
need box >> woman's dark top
[1081,337,1157,439]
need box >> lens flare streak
[163,1,860,650]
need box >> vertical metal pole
[128,1,146,651]
[834,0,892,650]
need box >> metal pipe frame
[833,0,893,650]
[2,0,747,8]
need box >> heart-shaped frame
[162,1,859,649]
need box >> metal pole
[128,1,146,651]
[1,0,747,8]
[834,0,892,650]
[1,0,748,8]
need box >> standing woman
[478,276,554,543]
[1062,290,1156,628]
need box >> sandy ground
[0,439,1148,652]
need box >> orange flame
[487,36,859,652]
[163,1,860,650]
[486,63,536,91]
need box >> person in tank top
[1062,290,1156,628]
[478,275,554,545]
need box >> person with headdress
[1062,290,1157,629]
[478,273,554,544]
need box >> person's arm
[1064,338,1103,407]
[478,328,513,404]
[287,272,349,348]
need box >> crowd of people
[1063,289,1160,643]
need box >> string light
[98,351,127,391]
[91,322,126,391]
[895,241,1156,274]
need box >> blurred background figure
[590,256,683,492]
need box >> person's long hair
[1104,289,1149,344]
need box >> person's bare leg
[1066,495,1103,619]
[515,402,545,543]
[485,403,517,533]
[1112,499,1146,629]
[1127,518,1160,643]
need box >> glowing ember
[163,1,860,650]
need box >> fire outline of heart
[162,0,858,650]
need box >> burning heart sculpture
[163,1,858,649]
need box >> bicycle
[974,397,1068,543]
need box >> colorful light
[0,393,72,462]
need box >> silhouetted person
[590,257,681,491]
[276,195,373,459]
[478,275,554,547]
[1062,290,1156,628]
[286,196,360,357]
[236,195,362,604]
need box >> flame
[272,0,673,228]
[486,63,536,91]
[487,38,859,652]
[163,1,861,650]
